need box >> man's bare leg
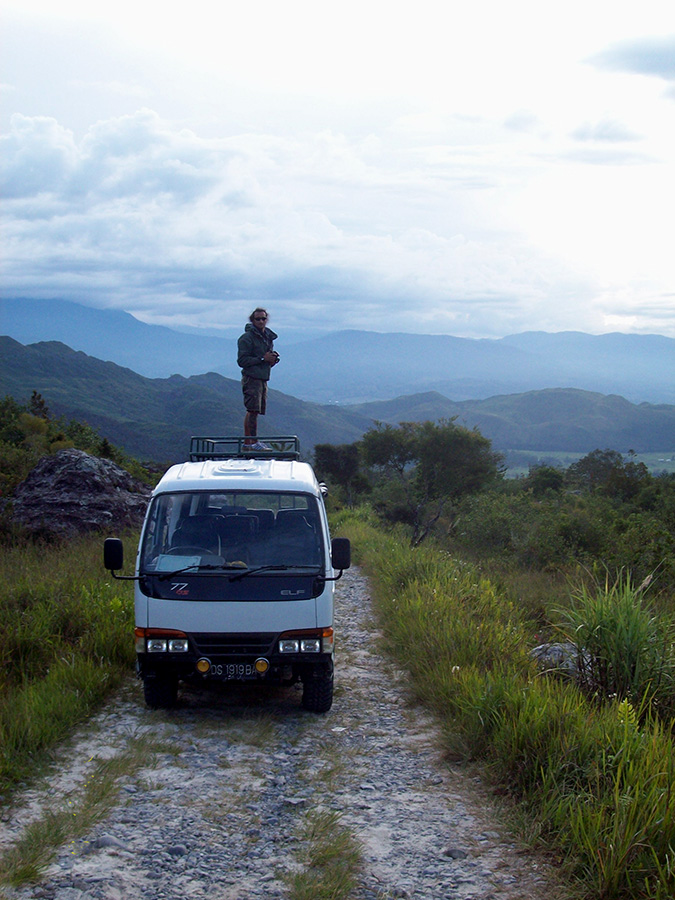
[244,411,258,447]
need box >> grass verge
[0,533,136,799]
[285,809,362,900]
[0,734,162,887]
[336,514,675,900]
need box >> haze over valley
[3,298,674,406]
[2,326,673,469]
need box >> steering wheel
[165,546,214,556]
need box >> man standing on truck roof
[237,307,279,449]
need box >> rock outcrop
[11,448,152,538]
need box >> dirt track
[0,566,563,899]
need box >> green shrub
[451,485,675,595]
[607,513,675,591]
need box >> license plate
[209,663,256,679]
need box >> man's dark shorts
[242,375,267,414]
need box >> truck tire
[143,677,178,709]
[302,669,334,713]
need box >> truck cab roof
[153,456,322,498]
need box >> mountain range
[1,337,673,465]
[0,338,369,462]
[2,297,673,404]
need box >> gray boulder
[530,641,591,679]
[11,448,152,538]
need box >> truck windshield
[140,491,325,574]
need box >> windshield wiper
[228,565,322,582]
[155,563,248,581]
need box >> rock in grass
[11,448,151,538]
[530,641,584,676]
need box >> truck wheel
[302,669,333,713]
[143,677,178,709]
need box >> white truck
[104,436,350,713]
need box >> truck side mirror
[331,537,351,571]
[104,537,124,572]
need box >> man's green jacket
[237,323,278,381]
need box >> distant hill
[0,338,371,462]
[2,297,673,404]
[2,337,673,462]
[275,329,675,405]
[0,297,239,380]
[346,390,675,453]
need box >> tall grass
[0,534,135,797]
[335,514,675,899]
[555,572,675,715]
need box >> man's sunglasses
[254,316,267,321]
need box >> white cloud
[0,115,78,197]
[2,1,675,338]
[590,34,675,82]
[571,118,641,142]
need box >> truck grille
[191,633,277,657]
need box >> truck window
[140,491,324,572]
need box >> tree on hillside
[313,442,369,507]
[525,465,565,496]
[605,456,651,502]
[0,396,26,445]
[361,419,503,546]
[567,449,624,492]
[567,449,651,500]
[29,390,50,419]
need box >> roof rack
[189,435,301,462]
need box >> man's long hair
[249,307,268,324]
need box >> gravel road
[1,566,562,900]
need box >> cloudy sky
[2,0,675,339]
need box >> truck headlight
[137,628,189,654]
[147,639,167,653]
[279,639,299,653]
[300,639,321,653]
[168,639,189,652]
